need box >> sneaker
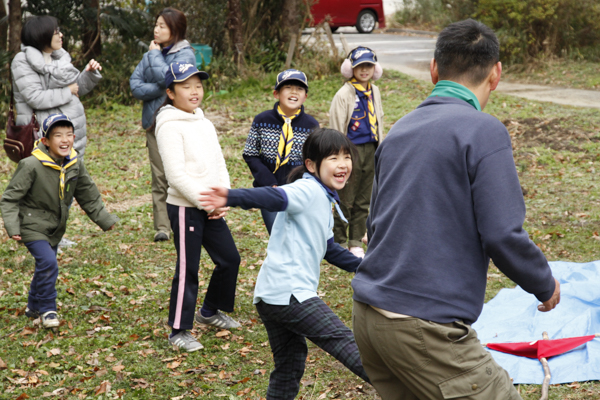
[41,311,60,328]
[154,231,170,242]
[58,238,76,248]
[349,246,365,258]
[25,307,40,319]
[195,310,241,329]
[168,331,204,352]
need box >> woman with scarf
[11,15,103,159]
[130,7,196,242]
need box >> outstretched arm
[200,187,288,212]
[324,238,361,272]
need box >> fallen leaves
[95,380,111,395]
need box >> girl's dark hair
[156,7,187,45]
[288,128,356,183]
[147,83,176,134]
[21,16,59,52]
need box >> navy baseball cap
[274,69,308,90]
[165,62,209,88]
[42,113,73,137]
[348,46,377,67]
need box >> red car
[310,0,386,34]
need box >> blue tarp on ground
[473,261,600,384]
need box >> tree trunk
[8,0,22,53]
[227,0,243,67]
[0,0,7,51]
[281,0,300,45]
[82,0,102,59]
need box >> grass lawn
[502,58,600,91]
[1,69,600,399]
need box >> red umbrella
[485,332,599,400]
[487,334,595,360]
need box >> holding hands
[85,59,102,72]
[198,187,229,212]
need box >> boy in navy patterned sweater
[242,69,319,234]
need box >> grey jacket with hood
[129,40,196,129]
[11,46,102,157]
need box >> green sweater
[0,143,118,246]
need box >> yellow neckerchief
[274,105,301,172]
[32,146,78,200]
[350,77,378,141]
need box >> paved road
[309,29,600,109]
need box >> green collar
[428,80,481,111]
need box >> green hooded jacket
[0,143,118,246]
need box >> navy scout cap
[42,113,73,137]
[274,69,308,90]
[348,46,377,67]
[165,62,210,88]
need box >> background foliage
[396,0,600,64]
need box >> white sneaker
[168,331,204,352]
[349,246,365,258]
[41,311,60,328]
[195,310,241,329]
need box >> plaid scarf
[350,78,378,141]
[32,147,78,200]
[274,105,301,173]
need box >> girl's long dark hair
[288,128,357,183]
[147,83,176,134]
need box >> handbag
[4,90,39,163]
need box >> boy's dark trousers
[256,296,370,400]
[333,142,377,248]
[25,241,59,313]
[167,204,241,330]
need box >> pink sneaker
[349,246,365,258]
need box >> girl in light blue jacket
[129,7,195,242]
[200,128,370,399]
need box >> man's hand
[199,187,229,210]
[538,278,560,312]
[11,235,21,241]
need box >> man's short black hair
[434,19,499,85]
[21,16,59,52]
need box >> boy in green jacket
[0,114,118,328]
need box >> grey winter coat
[11,46,102,157]
[129,40,196,129]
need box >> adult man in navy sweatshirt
[351,19,561,400]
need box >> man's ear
[430,58,440,85]
[166,88,176,101]
[305,159,316,174]
[489,61,502,91]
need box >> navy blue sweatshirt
[243,103,319,187]
[352,96,556,325]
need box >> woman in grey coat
[130,7,195,242]
[11,16,102,158]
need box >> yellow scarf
[32,147,78,199]
[350,78,378,141]
[274,105,301,173]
